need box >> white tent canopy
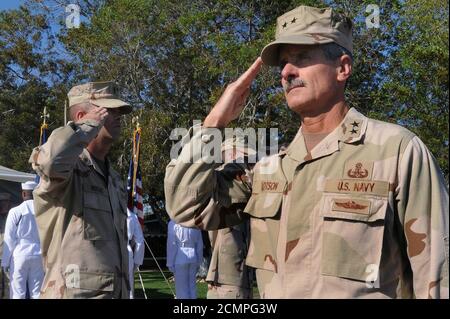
[0,165,36,183]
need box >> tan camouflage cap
[67,81,132,114]
[261,5,353,66]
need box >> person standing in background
[166,219,203,299]
[127,209,145,299]
[0,192,12,299]
[1,181,44,299]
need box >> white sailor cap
[21,181,37,191]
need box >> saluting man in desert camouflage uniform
[165,5,449,298]
[206,138,254,299]
[30,81,132,299]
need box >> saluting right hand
[204,57,263,128]
[75,106,109,127]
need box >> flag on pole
[127,124,144,228]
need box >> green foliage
[0,6,62,172]
[382,0,449,178]
[1,0,448,212]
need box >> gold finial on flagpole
[132,115,140,131]
[41,106,50,126]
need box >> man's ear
[75,110,86,121]
[337,54,352,83]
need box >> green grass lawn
[133,270,208,299]
[133,270,259,299]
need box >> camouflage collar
[338,107,368,144]
[283,107,368,163]
[79,149,111,178]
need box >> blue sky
[0,0,24,11]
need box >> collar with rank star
[283,107,368,163]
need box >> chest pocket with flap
[244,179,286,272]
[245,179,286,218]
[83,190,114,241]
[319,191,389,282]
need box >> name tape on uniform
[253,179,287,193]
[324,179,389,197]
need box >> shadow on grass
[134,287,174,299]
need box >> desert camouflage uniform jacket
[206,221,252,289]
[29,119,130,299]
[165,108,449,298]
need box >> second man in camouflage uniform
[206,138,254,299]
[30,81,132,298]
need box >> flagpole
[131,116,141,208]
[35,107,50,184]
[64,100,67,125]
[39,107,49,146]
[136,266,148,299]
[143,237,176,298]
[128,116,174,298]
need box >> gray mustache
[283,78,306,93]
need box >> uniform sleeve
[29,119,101,184]
[132,214,145,266]
[164,124,252,230]
[1,209,19,268]
[166,221,176,269]
[396,136,449,299]
[29,120,102,261]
